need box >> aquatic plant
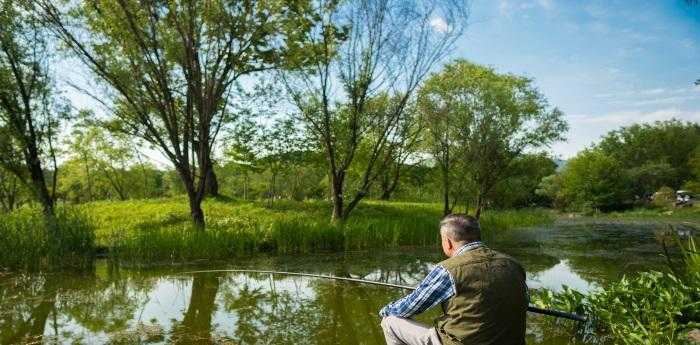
[532,234,700,344]
[0,208,95,269]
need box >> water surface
[0,220,688,344]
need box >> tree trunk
[331,174,344,222]
[474,193,484,219]
[188,192,205,229]
[379,165,400,200]
[179,166,205,229]
[26,146,55,231]
[441,166,451,216]
[204,160,219,197]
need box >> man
[379,214,528,345]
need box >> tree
[558,149,632,211]
[38,0,320,228]
[490,153,557,209]
[0,1,62,226]
[418,60,567,218]
[60,119,155,202]
[374,96,422,201]
[282,0,467,221]
[597,119,700,195]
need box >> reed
[0,207,95,269]
[1,198,553,266]
[94,198,552,263]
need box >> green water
[0,220,687,344]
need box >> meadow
[0,197,554,268]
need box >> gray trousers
[380,316,442,345]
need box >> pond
[0,220,687,344]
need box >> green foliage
[418,60,567,215]
[652,186,676,207]
[598,120,700,192]
[57,122,167,203]
[533,234,700,344]
[490,154,557,208]
[79,198,552,263]
[557,149,632,212]
[0,208,95,269]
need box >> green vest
[434,246,527,345]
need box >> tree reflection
[171,273,221,344]
[0,273,57,344]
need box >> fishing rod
[179,269,587,323]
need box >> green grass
[0,197,553,266]
[79,197,552,263]
[587,204,700,221]
[0,208,95,270]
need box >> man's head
[439,214,481,257]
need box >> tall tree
[0,0,62,226]
[597,119,700,193]
[282,0,467,221]
[38,0,320,228]
[419,60,567,218]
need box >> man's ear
[446,237,454,250]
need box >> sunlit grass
[1,197,553,266]
[82,197,553,263]
[0,208,95,270]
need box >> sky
[453,0,700,158]
[60,0,700,162]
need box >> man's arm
[379,265,454,318]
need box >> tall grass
[0,208,95,270]
[0,198,553,266]
[89,198,553,263]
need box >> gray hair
[439,214,481,242]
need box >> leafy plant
[533,230,700,344]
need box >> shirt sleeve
[379,265,455,318]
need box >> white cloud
[499,0,553,18]
[593,86,700,105]
[499,0,514,18]
[537,0,553,10]
[553,108,700,158]
[570,108,700,126]
[429,16,449,33]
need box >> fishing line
[177,269,587,322]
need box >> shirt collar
[454,241,483,256]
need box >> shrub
[532,235,700,344]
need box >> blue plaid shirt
[379,241,483,318]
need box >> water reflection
[0,220,689,344]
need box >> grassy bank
[0,208,95,270]
[0,197,553,267]
[565,204,700,222]
[86,197,553,262]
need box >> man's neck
[451,240,482,257]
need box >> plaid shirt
[379,241,483,318]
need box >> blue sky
[61,1,700,162]
[453,0,700,158]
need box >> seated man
[379,214,528,345]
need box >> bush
[0,208,95,270]
[651,186,676,207]
[532,235,700,344]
